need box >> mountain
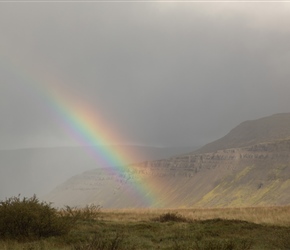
[196,113,290,153]
[44,113,290,208]
[0,145,199,201]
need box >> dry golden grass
[100,205,290,226]
[1,205,290,249]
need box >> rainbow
[2,56,161,207]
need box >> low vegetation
[1,196,290,249]
[0,195,75,240]
[152,212,190,223]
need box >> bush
[0,195,75,240]
[62,204,101,222]
[152,212,189,223]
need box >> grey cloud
[0,3,290,149]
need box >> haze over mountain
[0,144,199,201]
[44,113,290,208]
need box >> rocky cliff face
[44,138,290,208]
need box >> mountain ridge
[196,112,290,153]
[44,113,290,208]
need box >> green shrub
[0,195,75,240]
[63,204,101,222]
[152,212,189,223]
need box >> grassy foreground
[1,206,290,249]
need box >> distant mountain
[0,145,199,201]
[44,113,290,208]
[196,113,290,153]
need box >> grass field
[1,206,290,249]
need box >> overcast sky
[1,2,290,150]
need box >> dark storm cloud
[0,3,290,149]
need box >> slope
[44,113,290,208]
[196,113,290,153]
